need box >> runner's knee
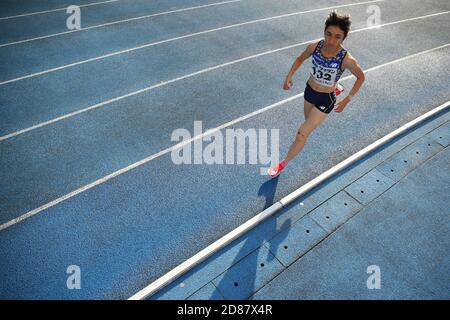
[296,128,309,140]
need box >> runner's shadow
[208,176,291,299]
[258,176,280,209]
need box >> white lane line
[0,0,385,85]
[0,0,121,20]
[130,100,450,300]
[0,43,448,233]
[0,11,448,142]
[0,0,243,48]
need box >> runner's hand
[334,96,351,113]
[283,78,293,90]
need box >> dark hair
[324,11,351,39]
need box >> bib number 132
[312,67,332,81]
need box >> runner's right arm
[284,41,319,90]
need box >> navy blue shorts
[304,82,336,114]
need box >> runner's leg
[304,99,314,120]
[284,102,328,163]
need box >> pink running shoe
[268,160,287,178]
[335,82,345,96]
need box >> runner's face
[324,26,345,49]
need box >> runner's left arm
[343,53,365,102]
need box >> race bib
[310,58,338,87]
